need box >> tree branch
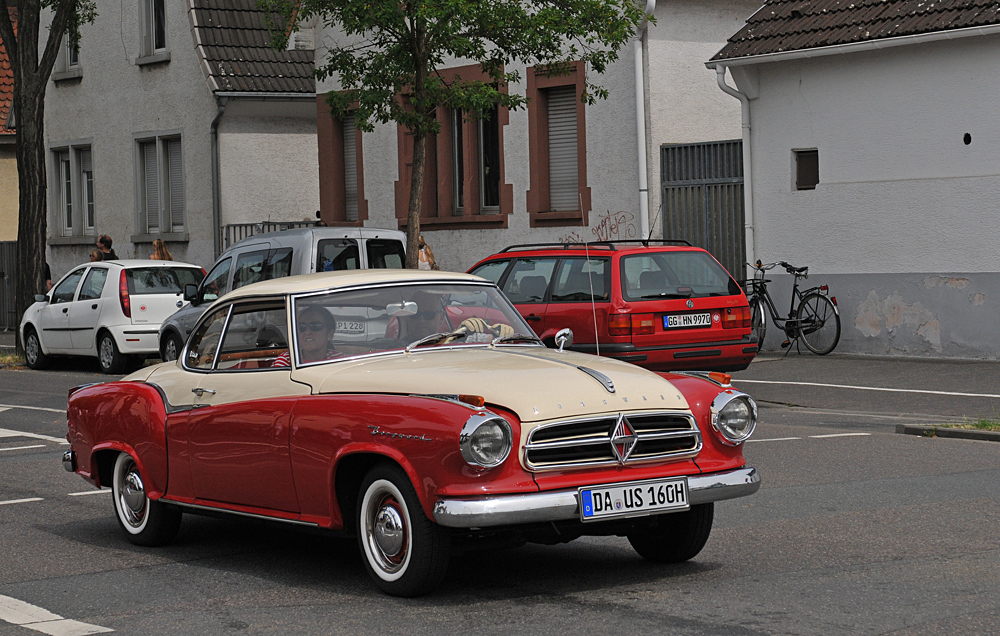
[0,1,17,72]
[38,0,75,79]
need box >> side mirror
[34,294,48,303]
[555,328,574,353]
[183,284,199,304]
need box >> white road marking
[734,379,1000,399]
[0,403,65,414]
[0,594,112,635]
[0,498,43,506]
[67,490,110,497]
[0,445,46,452]
[809,433,872,439]
[0,428,69,445]
[746,437,801,443]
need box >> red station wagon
[468,241,757,372]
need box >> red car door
[545,257,611,344]
[499,257,557,340]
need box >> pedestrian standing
[417,235,438,270]
[89,250,104,262]
[97,235,118,260]
[150,239,173,261]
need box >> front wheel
[357,464,450,597]
[112,452,181,546]
[23,327,51,370]
[627,503,714,563]
[748,297,766,350]
[796,293,841,355]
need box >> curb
[896,424,1000,442]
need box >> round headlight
[711,392,757,445]
[460,414,513,468]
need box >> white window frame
[134,131,185,236]
[49,141,95,238]
[138,0,169,61]
[52,34,83,80]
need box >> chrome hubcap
[118,461,147,527]
[374,505,405,557]
[25,336,38,364]
[365,490,408,574]
[164,338,178,361]
[100,338,114,369]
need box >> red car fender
[658,373,748,473]
[67,382,169,498]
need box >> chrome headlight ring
[459,413,513,469]
[710,391,758,446]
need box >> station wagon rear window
[126,267,205,295]
[620,252,740,301]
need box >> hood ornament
[610,414,637,464]
[577,366,615,393]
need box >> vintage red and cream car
[64,270,761,596]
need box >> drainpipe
[210,96,229,259]
[635,0,655,240]
[715,67,754,276]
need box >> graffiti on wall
[557,210,639,244]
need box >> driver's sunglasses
[298,322,328,332]
[413,312,437,321]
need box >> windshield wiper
[491,332,543,346]
[404,331,467,353]
[639,292,692,299]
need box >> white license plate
[336,320,366,334]
[579,477,689,522]
[665,313,711,329]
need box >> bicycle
[742,260,841,355]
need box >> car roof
[220,269,488,303]
[479,243,708,259]
[83,260,202,269]
[227,226,406,252]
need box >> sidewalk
[0,330,14,348]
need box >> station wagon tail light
[119,270,131,318]
[460,413,513,469]
[631,313,654,335]
[608,313,631,336]
[722,306,751,329]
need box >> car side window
[317,239,360,271]
[200,258,232,303]
[551,258,609,302]
[233,249,270,290]
[78,268,109,301]
[186,306,230,370]
[366,239,405,269]
[500,258,557,304]
[51,268,86,304]
[469,260,510,285]
[215,302,289,371]
[262,248,293,280]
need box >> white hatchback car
[20,260,205,374]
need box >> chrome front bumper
[433,467,760,528]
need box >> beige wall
[0,145,16,241]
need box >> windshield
[290,282,537,367]
[620,251,741,300]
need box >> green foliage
[262,0,647,134]
[46,0,99,54]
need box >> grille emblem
[610,414,638,465]
[686,299,694,309]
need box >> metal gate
[661,140,745,278]
[0,241,16,330]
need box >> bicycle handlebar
[750,260,809,278]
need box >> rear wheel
[748,297,766,350]
[112,452,181,546]
[627,503,714,563]
[23,327,51,370]
[796,293,840,355]
[98,331,128,374]
[357,464,450,597]
[161,332,183,362]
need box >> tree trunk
[14,88,48,355]
[405,131,426,269]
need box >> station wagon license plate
[579,477,689,522]
[336,320,366,334]
[665,313,711,329]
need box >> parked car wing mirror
[183,284,199,304]
[555,328,574,352]
[34,294,48,303]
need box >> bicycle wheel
[749,296,766,349]
[796,293,840,355]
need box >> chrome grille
[524,411,701,471]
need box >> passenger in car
[273,306,343,367]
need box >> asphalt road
[1,356,999,635]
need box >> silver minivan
[158,227,406,360]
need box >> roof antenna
[581,193,600,357]
[646,201,662,246]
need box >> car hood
[293,346,689,423]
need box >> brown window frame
[394,64,513,231]
[526,62,591,228]
[317,94,369,226]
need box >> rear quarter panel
[67,381,169,497]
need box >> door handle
[191,388,216,396]
[525,315,542,321]
[62,307,68,313]
[91,304,98,310]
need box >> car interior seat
[518,275,548,301]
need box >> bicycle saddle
[780,261,808,275]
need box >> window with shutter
[60,153,72,235]
[546,87,578,212]
[317,102,369,225]
[136,134,183,235]
[343,114,358,222]
[166,138,184,231]
[142,141,159,233]
[50,143,94,237]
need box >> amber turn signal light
[458,395,486,408]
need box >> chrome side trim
[576,366,615,393]
[432,467,760,528]
[162,499,320,527]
